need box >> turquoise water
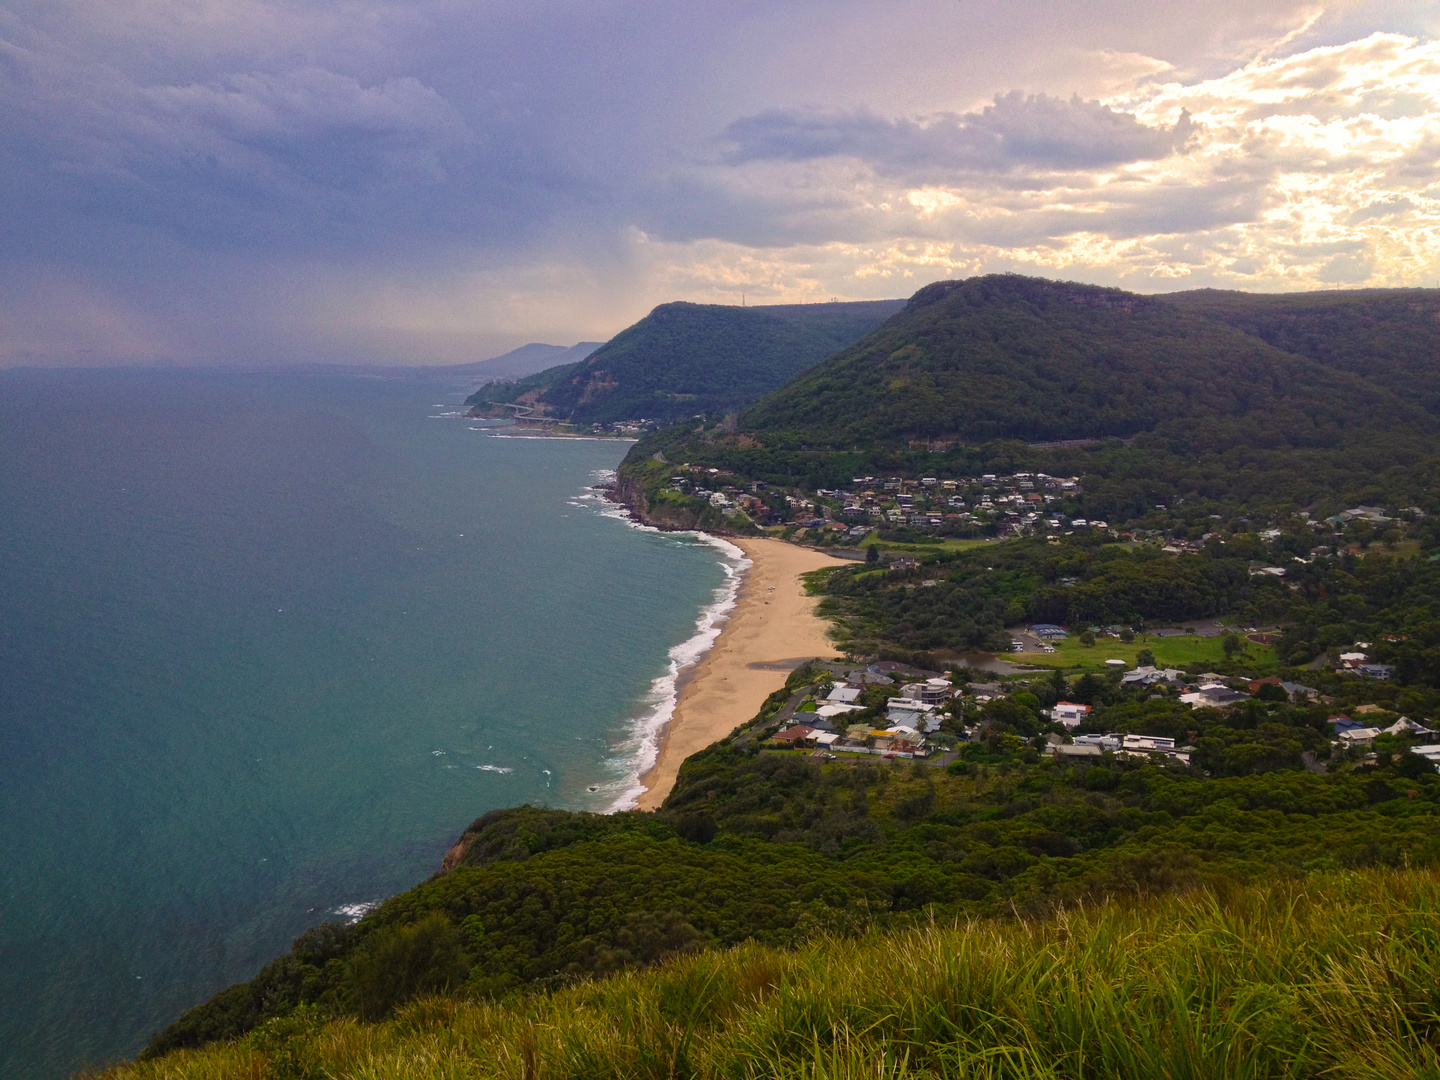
[0,370,730,1079]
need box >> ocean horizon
[0,368,736,1080]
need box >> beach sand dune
[636,537,847,810]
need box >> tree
[1137,648,1156,668]
[866,543,880,564]
[1080,630,1096,647]
[1120,628,1135,643]
[1222,632,1245,659]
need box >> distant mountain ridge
[460,341,604,382]
[467,299,905,425]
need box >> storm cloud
[1,2,1438,366]
[723,94,1197,176]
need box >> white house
[1339,727,1381,748]
[1049,702,1092,728]
[1123,734,1175,753]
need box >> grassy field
[858,534,1003,555]
[98,866,1440,1080]
[1010,633,1279,674]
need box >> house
[1122,734,1175,753]
[1074,733,1121,750]
[1049,702,1091,728]
[1353,704,1388,716]
[1052,743,1103,761]
[826,685,862,704]
[1180,684,1250,708]
[1032,623,1067,639]
[1338,727,1381,748]
[901,679,953,705]
[1383,717,1433,737]
[772,725,816,745]
[1409,744,1440,769]
[1358,664,1396,680]
[1117,734,1190,764]
[1122,666,1185,687]
[1329,715,1363,733]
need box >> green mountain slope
[739,275,1421,449]
[466,299,904,425]
[615,275,1440,520]
[1168,287,1440,414]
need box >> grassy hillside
[468,299,904,426]
[97,866,1440,1079]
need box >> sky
[3,1,1440,366]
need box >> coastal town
[763,645,1438,773]
[663,467,1093,543]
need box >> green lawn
[858,534,1002,554]
[1011,633,1278,674]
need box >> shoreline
[633,536,848,811]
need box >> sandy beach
[635,537,848,810]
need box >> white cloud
[656,30,1440,294]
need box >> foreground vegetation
[141,652,1440,1060]
[99,866,1440,1079]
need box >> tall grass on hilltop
[95,866,1440,1079]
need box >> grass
[858,534,1005,554]
[95,866,1440,1080]
[1011,633,1279,674]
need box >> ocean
[0,369,738,1080]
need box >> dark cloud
[722,92,1197,177]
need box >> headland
[634,536,847,810]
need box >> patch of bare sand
[635,538,847,811]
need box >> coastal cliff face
[610,471,736,534]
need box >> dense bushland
[101,866,1440,1079]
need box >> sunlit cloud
[679,31,1440,293]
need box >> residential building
[1049,702,1091,728]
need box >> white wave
[604,535,750,813]
[565,468,751,812]
[476,764,514,774]
[331,900,381,923]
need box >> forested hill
[1167,287,1440,416]
[736,275,1424,450]
[466,298,904,425]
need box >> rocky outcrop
[606,472,743,535]
[440,832,476,874]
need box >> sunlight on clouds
[687,30,1440,295]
